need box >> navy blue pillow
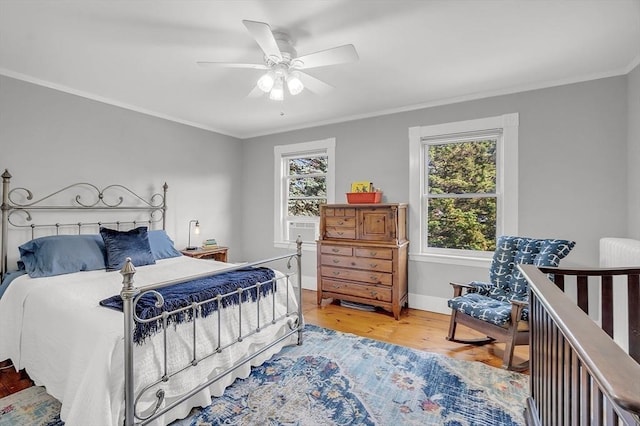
[19,234,107,278]
[148,230,182,260]
[100,226,156,271]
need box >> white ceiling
[1,0,639,139]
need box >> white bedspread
[0,256,300,425]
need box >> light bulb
[257,71,275,92]
[194,221,200,235]
[269,77,284,101]
[286,71,304,95]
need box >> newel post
[1,169,12,279]
[120,258,139,426]
[296,235,303,345]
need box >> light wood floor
[0,289,528,399]
[303,290,529,370]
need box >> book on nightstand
[201,238,218,249]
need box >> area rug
[0,385,62,426]
[0,324,528,425]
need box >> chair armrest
[449,281,474,290]
[509,299,529,324]
[449,281,475,298]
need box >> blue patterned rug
[0,324,528,425]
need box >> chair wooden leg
[503,334,517,370]
[503,316,528,371]
[446,310,458,341]
[446,311,495,344]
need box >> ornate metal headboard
[0,169,168,278]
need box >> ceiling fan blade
[294,44,358,69]
[197,61,268,70]
[247,85,264,98]
[299,72,334,95]
[242,20,282,62]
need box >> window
[409,114,518,266]
[274,138,335,249]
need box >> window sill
[409,252,492,268]
[274,241,317,252]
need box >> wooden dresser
[316,203,409,319]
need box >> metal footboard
[0,170,303,425]
[120,239,303,426]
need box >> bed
[0,170,303,426]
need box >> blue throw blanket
[100,267,276,343]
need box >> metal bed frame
[0,169,303,425]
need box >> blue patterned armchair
[447,235,575,370]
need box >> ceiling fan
[197,20,359,101]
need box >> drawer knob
[332,248,340,253]
[370,251,377,256]
[370,291,378,297]
[337,231,344,235]
[369,263,378,268]
[333,271,341,276]
[333,259,340,264]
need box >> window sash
[408,113,518,265]
[284,158,328,218]
[274,138,335,248]
[422,134,501,253]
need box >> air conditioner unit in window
[287,221,317,243]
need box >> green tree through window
[427,139,497,251]
[287,156,328,217]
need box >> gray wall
[628,63,640,239]
[0,75,245,266]
[1,72,633,311]
[242,76,629,310]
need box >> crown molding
[3,56,637,141]
[241,64,634,139]
[0,68,239,139]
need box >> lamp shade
[269,77,284,101]
[186,219,200,250]
[257,71,275,92]
[286,71,304,95]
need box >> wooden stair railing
[519,265,640,426]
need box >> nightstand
[180,246,228,262]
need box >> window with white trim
[274,138,335,248]
[409,114,518,265]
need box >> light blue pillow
[148,230,182,260]
[19,234,107,278]
[100,226,156,271]
[0,269,28,299]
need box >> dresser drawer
[321,278,391,302]
[325,216,356,227]
[320,245,353,256]
[321,266,392,285]
[324,207,356,217]
[354,247,393,260]
[325,228,356,239]
[321,254,393,273]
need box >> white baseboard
[407,293,450,315]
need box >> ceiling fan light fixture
[269,77,284,101]
[286,71,304,95]
[257,71,275,92]
[198,20,358,101]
